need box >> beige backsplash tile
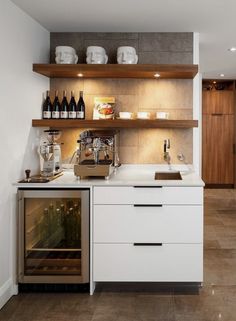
[137,79,192,110]
[138,128,193,164]
[51,78,193,164]
[119,129,139,147]
[50,79,84,100]
[60,128,192,165]
[119,146,139,164]
[83,78,139,95]
[60,129,81,161]
[115,95,139,115]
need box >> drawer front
[94,205,203,243]
[94,186,203,205]
[94,243,203,282]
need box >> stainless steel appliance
[39,130,62,177]
[74,130,120,179]
[18,189,89,284]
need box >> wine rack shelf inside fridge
[18,189,89,284]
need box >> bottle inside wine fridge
[18,189,89,284]
[68,91,77,119]
[60,90,69,119]
[77,91,85,119]
[42,90,52,119]
[52,90,60,119]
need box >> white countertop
[15,165,205,188]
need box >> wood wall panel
[202,114,234,184]
[203,91,234,115]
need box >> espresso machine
[39,130,62,177]
[74,130,120,179]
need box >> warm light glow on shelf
[77,73,83,77]
[154,73,160,78]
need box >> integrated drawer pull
[133,186,163,188]
[212,113,223,116]
[133,204,163,207]
[133,243,163,246]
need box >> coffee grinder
[39,130,62,177]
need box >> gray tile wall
[50,32,193,64]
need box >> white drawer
[94,205,203,243]
[93,243,203,282]
[94,186,203,205]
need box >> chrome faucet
[163,139,171,169]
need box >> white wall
[0,0,49,308]
[193,32,202,175]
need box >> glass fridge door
[21,190,89,278]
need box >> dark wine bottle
[68,91,77,119]
[60,90,69,119]
[52,90,60,119]
[43,90,52,119]
[77,91,85,119]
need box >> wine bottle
[77,91,85,119]
[42,208,50,248]
[60,90,69,119]
[52,90,60,119]
[42,90,52,119]
[68,91,77,119]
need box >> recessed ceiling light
[213,81,217,84]
[228,47,236,52]
[154,73,160,78]
[220,73,225,77]
[77,73,83,77]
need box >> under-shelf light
[154,73,160,78]
[77,73,83,77]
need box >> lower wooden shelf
[32,119,198,129]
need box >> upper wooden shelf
[33,64,198,79]
[32,119,198,129]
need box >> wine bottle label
[52,111,60,119]
[77,111,84,119]
[60,111,68,119]
[43,111,51,119]
[69,111,76,119]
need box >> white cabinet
[93,185,203,283]
[94,205,203,243]
[94,186,203,205]
[94,243,203,282]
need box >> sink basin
[155,171,182,180]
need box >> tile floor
[1,189,236,321]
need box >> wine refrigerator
[18,189,89,284]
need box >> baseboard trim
[205,184,234,189]
[0,279,18,310]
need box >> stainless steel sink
[155,171,182,180]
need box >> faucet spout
[163,139,171,170]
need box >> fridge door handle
[133,243,163,246]
[133,204,163,207]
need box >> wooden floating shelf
[32,119,198,129]
[33,64,198,79]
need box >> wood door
[203,91,234,114]
[202,114,234,184]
